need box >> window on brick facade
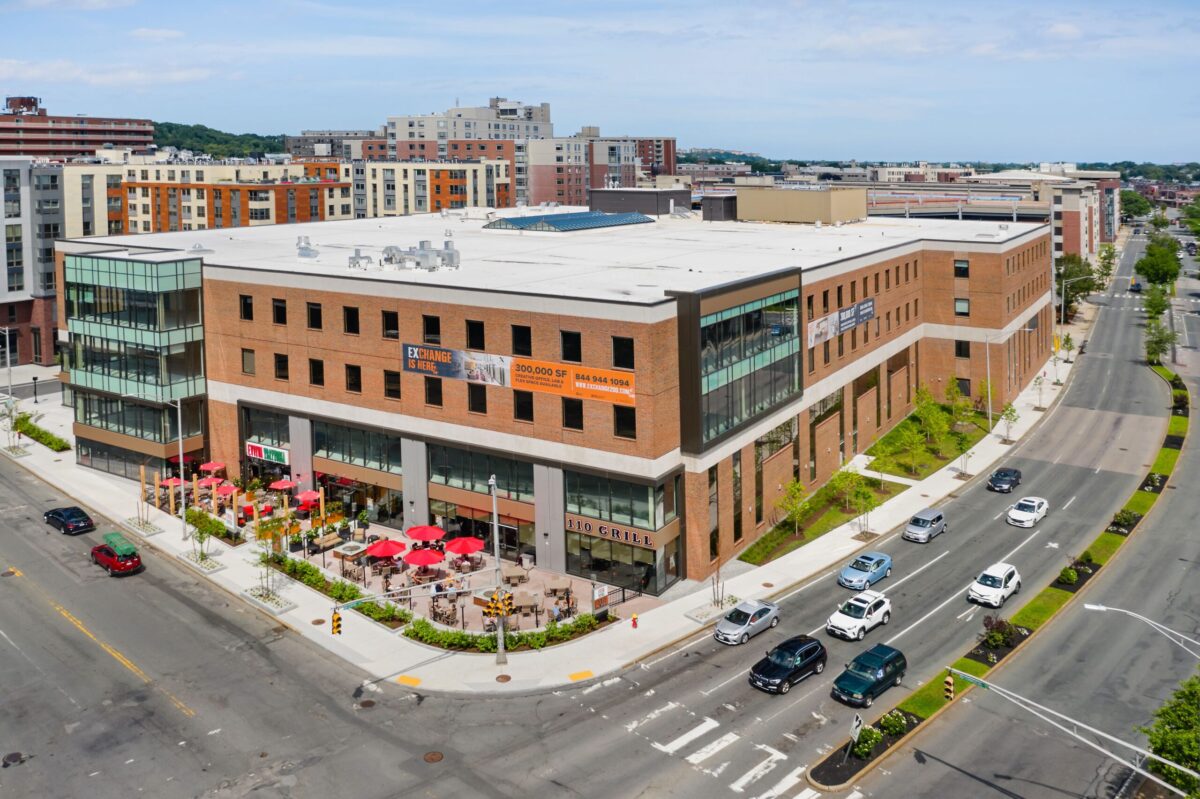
[957,378,971,397]
[954,259,970,278]
[239,294,253,321]
[425,376,443,407]
[345,364,362,393]
[614,406,637,439]
[823,340,830,365]
[955,340,971,358]
[837,334,844,357]
[272,298,286,325]
[382,310,399,339]
[514,390,534,421]
[306,302,322,330]
[343,306,360,335]
[954,298,971,317]
[423,315,440,345]
[561,330,582,363]
[562,398,583,430]
[466,319,485,350]
[274,353,288,380]
[512,324,532,357]
[467,383,487,414]
[241,348,255,374]
[309,358,324,386]
[612,336,635,369]
[384,370,401,399]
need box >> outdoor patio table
[331,542,366,561]
[514,591,538,611]
[502,564,525,585]
[545,576,570,596]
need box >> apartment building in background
[636,137,677,176]
[386,97,553,159]
[1,158,61,366]
[0,96,154,161]
[57,195,1052,591]
[284,129,384,159]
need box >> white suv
[968,563,1021,608]
[826,590,892,640]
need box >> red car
[91,533,143,576]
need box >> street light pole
[984,325,1038,437]
[1057,274,1091,382]
[1,327,12,446]
[1084,604,1200,660]
[488,473,507,666]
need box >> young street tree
[776,479,811,535]
[1061,333,1075,362]
[1000,402,1020,442]
[1145,318,1179,365]
[1137,235,1182,286]
[1150,211,1169,231]
[1144,284,1170,318]
[893,422,926,475]
[1054,254,1097,318]
[850,478,881,532]
[1096,243,1117,287]
[826,468,864,513]
[943,378,974,433]
[975,378,993,414]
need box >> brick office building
[57,209,1052,593]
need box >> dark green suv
[831,643,907,707]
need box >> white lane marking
[1046,542,1060,550]
[700,667,752,697]
[782,733,800,743]
[1063,495,1077,510]
[581,676,621,695]
[1094,466,1102,474]
[956,606,975,620]
[886,550,950,593]
[652,717,720,755]
[625,701,678,732]
[793,789,820,799]
[993,511,1004,520]
[775,570,837,603]
[846,791,865,799]
[124,758,135,764]
[749,764,807,799]
[88,771,101,777]
[887,528,1041,644]
[206,728,221,736]
[685,731,741,764]
[730,743,787,793]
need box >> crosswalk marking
[846,791,864,799]
[792,790,820,799]
[685,731,741,764]
[748,764,807,799]
[626,701,678,732]
[653,717,720,755]
[729,743,787,793]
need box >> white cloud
[1046,22,1082,40]
[0,58,210,86]
[131,27,183,40]
[19,0,135,9]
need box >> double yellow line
[7,566,196,718]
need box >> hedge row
[14,412,70,451]
[403,613,600,652]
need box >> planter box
[123,517,165,537]
[176,551,226,575]
[240,586,298,615]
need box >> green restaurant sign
[245,442,289,466]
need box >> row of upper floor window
[237,348,639,440]
[1005,240,1048,275]
[806,258,920,321]
[806,298,922,372]
[236,294,637,369]
[1006,272,1048,314]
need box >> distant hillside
[154,122,285,158]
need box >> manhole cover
[311,618,325,625]
[424,751,444,763]
[762,582,774,588]
[359,699,376,709]
[496,674,511,683]
[3,753,23,766]
[259,752,268,758]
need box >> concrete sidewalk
[3,351,1080,695]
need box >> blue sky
[2,0,1197,162]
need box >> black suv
[748,635,827,695]
[832,643,907,707]
[987,468,1022,493]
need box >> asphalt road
[845,232,1192,799]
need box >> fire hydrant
[631,613,638,629]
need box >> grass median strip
[1087,532,1125,566]
[1010,587,1073,631]
[1124,490,1158,516]
[1169,415,1189,437]
[896,657,988,720]
[1152,447,1180,475]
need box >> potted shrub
[357,508,370,531]
[288,532,305,552]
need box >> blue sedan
[838,552,893,590]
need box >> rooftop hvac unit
[296,236,319,258]
[187,243,215,255]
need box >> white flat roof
[79,208,1045,305]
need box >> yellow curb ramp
[568,670,594,682]
[396,675,421,687]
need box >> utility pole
[488,474,507,665]
[1,327,13,448]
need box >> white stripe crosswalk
[686,731,742,764]
[653,717,721,754]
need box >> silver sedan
[713,600,781,645]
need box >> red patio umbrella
[365,539,407,558]
[215,484,238,496]
[197,476,223,488]
[404,548,444,567]
[444,537,485,556]
[406,525,446,542]
[167,454,194,464]
[269,479,297,491]
[199,461,225,472]
[161,477,184,487]
[295,489,321,503]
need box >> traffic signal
[943,673,955,701]
[331,610,342,635]
[502,592,515,617]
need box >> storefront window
[243,406,289,448]
[565,531,677,596]
[427,444,534,503]
[317,473,403,526]
[430,499,535,562]
[565,471,678,530]
[313,420,402,474]
[76,437,169,481]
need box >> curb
[805,360,1179,793]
